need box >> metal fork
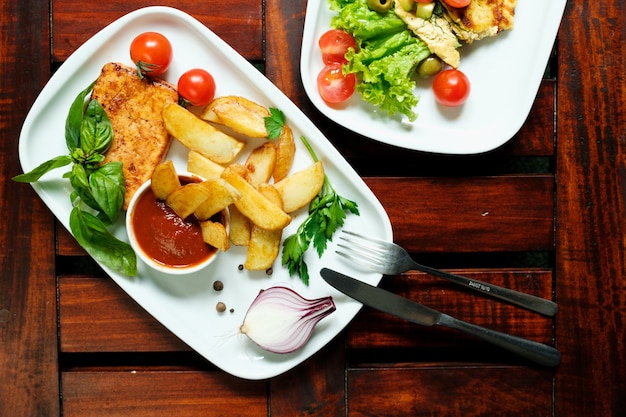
[336,230,558,317]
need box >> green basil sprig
[14,82,137,276]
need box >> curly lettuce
[328,0,430,122]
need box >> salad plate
[18,6,392,380]
[301,0,567,154]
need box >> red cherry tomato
[177,69,216,107]
[317,63,356,104]
[441,0,471,7]
[318,29,357,65]
[432,69,471,107]
[130,32,173,78]
[415,0,434,3]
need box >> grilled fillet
[91,62,179,210]
[394,2,461,68]
[441,0,517,44]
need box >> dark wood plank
[347,366,553,417]
[364,175,554,253]
[270,337,346,417]
[555,1,626,416]
[57,223,87,256]
[51,1,263,62]
[59,277,189,352]
[0,1,61,416]
[62,369,267,416]
[348,270,555,352]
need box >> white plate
[18,6,392,380]
[301,0,566,154]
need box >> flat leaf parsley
[281,136,359,285]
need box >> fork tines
[336,230,388,272]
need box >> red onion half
[239,286,336,354]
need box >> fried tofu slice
[442,0,517,44]
[92,62,179,210]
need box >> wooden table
[1,1,623,416]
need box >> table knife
[320,268,561,367]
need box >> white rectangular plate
[18,6,392,380]
[301,0,566,154]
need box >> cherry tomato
[441,0,471,7]
[130,32,173,78]
[432,69,470,107]
[177,69,216,107]
[318,29,357,65]
[317,63,356,104]
[415,0,434,3]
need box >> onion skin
[240,286,336,354]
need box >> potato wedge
[245,142,276,187]
[221,164,291,230]
[194,178,242,221]
[200,220,230,251]
[151,160,181,200]
[187,150,224,179]
[273,161,325,213]
[228,204,251,246]
[200,95,270,138]
[272,124,296,182]
[165,182,211,219]
[244,185,283,270]
[163,103,244,164]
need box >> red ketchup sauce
[132,178,219,269]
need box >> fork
[336,230,558,317]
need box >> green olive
[367,0,393,13]
[416,55,443,78]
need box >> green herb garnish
[13,82,137,276]
[264,107,286,140]
[282,136,359,285]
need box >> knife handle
[437,314,561,367]
[413,262,559,317]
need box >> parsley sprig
[265,107,286,139]
[13,82,137,276]
[281,136,359,285]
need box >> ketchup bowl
[126,172,228,275]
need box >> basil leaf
[80,99,113,154]
[65,81,96,150]
[89,162,125,224]
[70,207,137,276]
[68,163,101,212]
[12,155,73,183]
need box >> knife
[320,268,561,367]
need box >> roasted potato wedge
[194,178,242,221]
[273,161,325,213]
[163,103,244,164]
[245,142,276,187]
[272,124,296,182]
[151,160,181,200]
[200,95,270,138]
[200,220,230,251]
[187,150,224,179]
[244,185,283,270]
[228,204,251,246]
[221,164,291,230]
[165,182,211,219]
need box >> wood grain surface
[1,0,623,416]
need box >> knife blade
[320,268,561,367]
